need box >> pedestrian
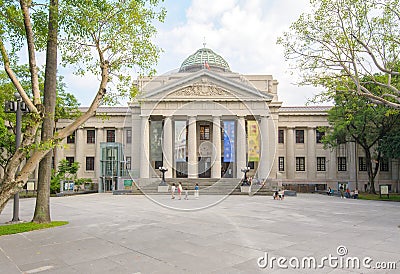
[345,187,351,198]
[194,183,199,199]
[353,188,359,199]
[339,184,344,199]
[184,188,188,200]
[178,182,183,200]
[278,189,285,200]
[327,187,332,196]
[171,183,176,199]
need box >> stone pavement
[0,193,399,273]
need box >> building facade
[55,48,400,193]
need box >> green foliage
[324,92,400,149]
[0,221,68,236]
[278,0,400,108]
[59,0,166,103]
[50,160,80,193]
[380,128,400,159]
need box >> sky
[64,0,324,107]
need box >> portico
[133,64,278,182]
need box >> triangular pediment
[139,70,273,101]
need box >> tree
[50,159,79,194]
[323,91,400,194]
[278,0,400,109]
[0,0,165,215]
[33,0,59,223]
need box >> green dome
[179,48,231,73]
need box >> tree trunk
[364,148,377,194]
[32,0,58,223]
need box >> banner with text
[247,120,260,162]
[223,121,235,162]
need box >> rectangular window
[66,157,75,167]
[337,157,347,171]
[278,129,284,144]
[126,129,132,144]
[359,157,367,171]
[380,159,389,171]
[317,157,326,171]
[67,131,75,144]
[295,130,304,143]
[316,128,325,143]
[296,157,305,171]
[87,130,95,144]
[200,125,210,140]
[126,156,131,170]
[86,157,95,171]
[107,129,115,142]
[278,157,285,171]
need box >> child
[184,188,188,200]
[171,183,176,199]
[178,182,183,200]
[194,183,199,199]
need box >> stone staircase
[120,178,275,196]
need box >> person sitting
[327,187,332,196]
[273,190,279,200]
[278,189,285,200]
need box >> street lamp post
[159,166,168,186]
[241,167,251,186]
[5,92,28,222]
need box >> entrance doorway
[198,157,211,178]
[221,162,234,178]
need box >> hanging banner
[223,121,235,162]
[150,121,163,161]
[247,120,260,162]
[174,121,187,162]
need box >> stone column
[212,116,221,179]
[140,115,150,178]
[131,111,141,178]
[188,116,198,178]
[348,141,357,184]
[328,148,337,180]
[75,128,84,178]
[259,115,270,180]
[163,116,173,178]
[286,127,295,179]
[307,127,316,179]
[236,116,246,179]
[96,128,104,192]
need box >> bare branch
[19,0,41,106]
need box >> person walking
[171,183,176,199]
[339,184,344,199]
[178,182,183,200]
[194,183,199,199]
[184,188,189,200]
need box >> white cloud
[155,0,324,106]
[62,0,325,106]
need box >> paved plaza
[0,193,399,273]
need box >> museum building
[55,48,399,193]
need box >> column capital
[307,126,316,129]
